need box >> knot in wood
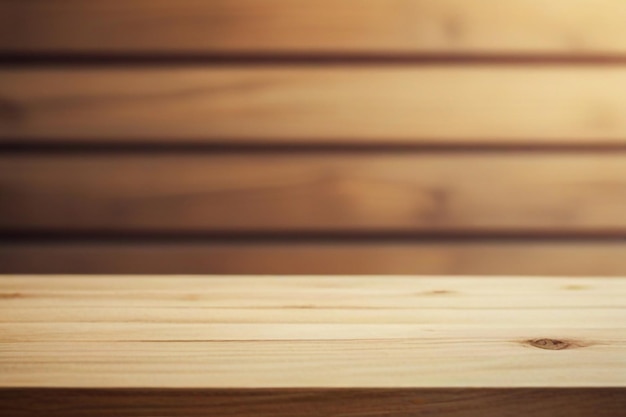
[528,338,571,350]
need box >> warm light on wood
[2,0,626,54]
[3,242,626,276]
[3,153,626,232]
[3,67,626,143]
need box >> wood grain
[0,276,625,390]
[1,276,624,415]
[3,67,626,143]
[2,0,626,55]
[2,388,624,417]
[2,241,626,276]
[2,153,626,233]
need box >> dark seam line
[5,52,626,67]
[4,142,626,154]
[3,230,626,244]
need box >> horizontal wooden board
[2,389,625,417]
[4,303,624,326]
[2,276,624,415]
[2,0,626,55]
[0,276,625,390]
[2,153,626,233]
[4,67,626,143]
[2,275,624,310]
[6,323,626,342]
[2,242,626,276]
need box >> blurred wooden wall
[1,0,626,275]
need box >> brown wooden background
[1,0,626,275]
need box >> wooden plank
[1,276,624,416]
[2,275,624,309]
[4,304,624,326]
[2,153,626,232]
[2,242,626,276]
[2,389,624,417]
[2,0,626,55]
[0,277,624,388]
[4,67,626,144]
[2,335,625,386]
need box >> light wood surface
[3,242,626,276]
[2,0,626,55]
[4,67,626,143]
[1,275,624,415]
[1,276,625,389]
[3,153,626,232]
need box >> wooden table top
[1,275,625,416]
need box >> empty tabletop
[1,275,625,416]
